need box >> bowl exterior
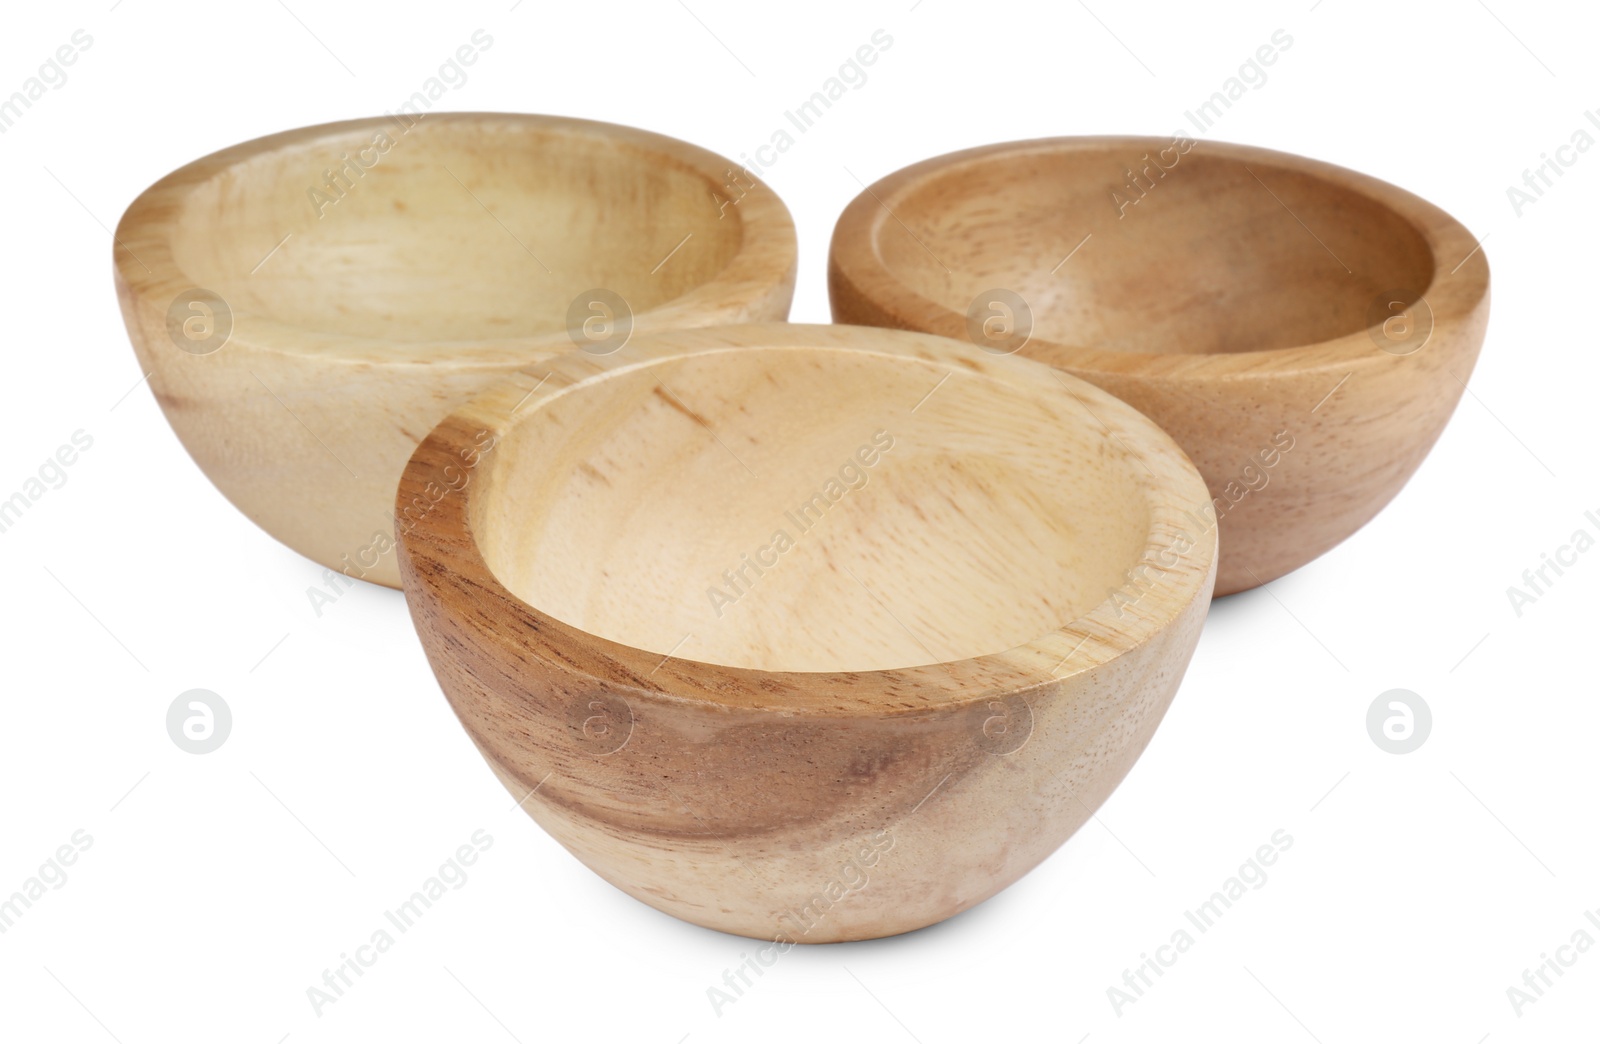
[393,324,1219,943]
[116,275,792,588]
[832,270,1490,595]
[400,489,1212,942]
[1058,303,1488,595]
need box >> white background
[1,0,1595,1040]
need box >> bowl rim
[828,135,1490,382]
[113,112,797,366]
[396,322,1217,716]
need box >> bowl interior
[471,347,1155,673]
[876,143,1436,355]
[169,118,743,343]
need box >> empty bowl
[396,322,1216,941]
[830,136,1490,594]
[115,113,796,587]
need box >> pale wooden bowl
[829,137,1490,595]
[397,322,1216,942]
[115,114,796,588]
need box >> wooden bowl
[397,322,1216,941]
[114,114,796,588]
[829,137,1490,594]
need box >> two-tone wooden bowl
[115,113,796,587]
[397,323,1216,941]
[830,137,1490,594]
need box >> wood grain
[115,113,796,587]
[397,323,1217,941]
[829,136,1490,594]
